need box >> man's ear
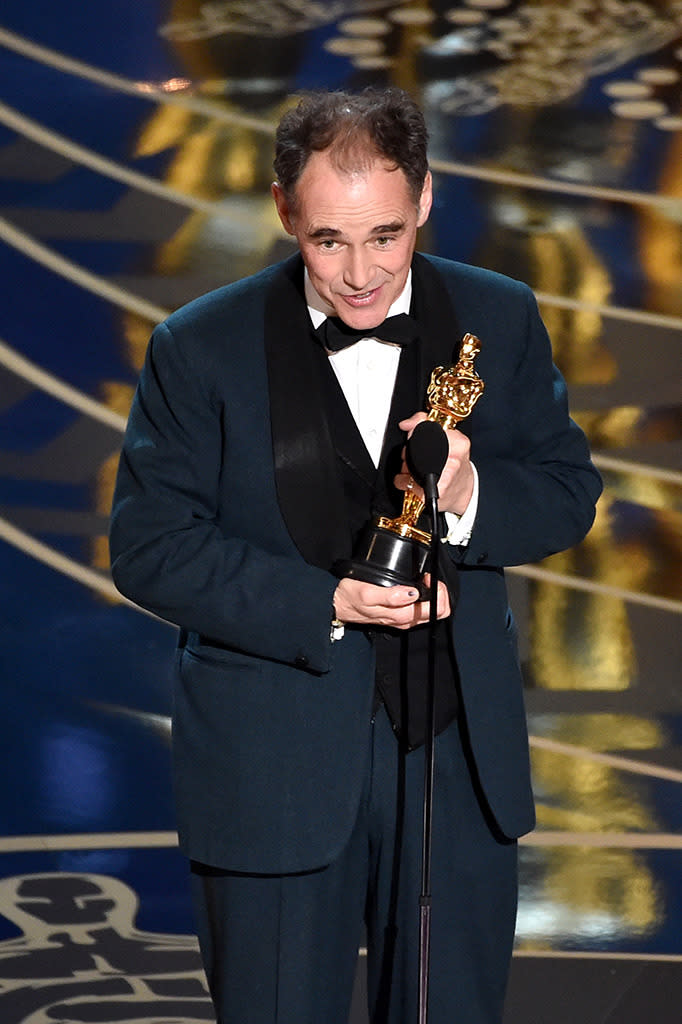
[417,171,433,228]
[271,182,295,235]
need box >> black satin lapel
[374,337,421,517]
[264,257,352,569]
[411,252,464,401]
[410,255,465,605]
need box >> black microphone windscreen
[407,420,449,483]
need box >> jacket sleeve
[458,284,602,568]
[108,320,339,673]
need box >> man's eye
[320,239,337,250]
[376,236,393,247]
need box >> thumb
[398,411,428,435]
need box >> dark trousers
[190,707,518,1024]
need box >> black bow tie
[316,312,419,352]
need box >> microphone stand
[418,472,442,1024]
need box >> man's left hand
[395,412,474,515]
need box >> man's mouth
[342,288,380,306]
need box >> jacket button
[294,655,309,669]
[477,552,488,564]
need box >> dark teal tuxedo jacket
[109,253,601,874]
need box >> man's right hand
[333,575,450,631]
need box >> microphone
[407,420,449,535]
[407,420,449,502]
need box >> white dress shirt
[305,270,478,546]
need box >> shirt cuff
[442,463,479,547]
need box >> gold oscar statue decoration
[336,333,485,595]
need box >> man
[109,89,601,1023]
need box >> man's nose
[342,248,373,291]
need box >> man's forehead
[293,156,414,225]
[296,150,408,194]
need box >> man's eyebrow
[307,221,407,239]
[372,221,406,234]
[307,226,342,239]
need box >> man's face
[272,150,432,330]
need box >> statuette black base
[334,523,431,599]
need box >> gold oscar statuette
[335,333,485,595]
